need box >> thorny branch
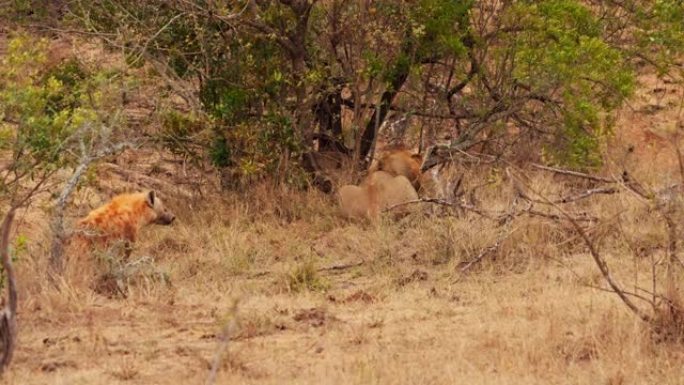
[384,197,596,223]
[550,254,657,306]
[457,194,520,277]
[527,160,684,329]
[391,154,684,327]
[384,174,597,274]
[507,167,653,323]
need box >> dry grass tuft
[284,260,329,293]
[652,290,684,343]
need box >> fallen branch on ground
[319,260,365,272]
[550,186,619,204]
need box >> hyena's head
[146,190,176,225]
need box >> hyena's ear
[146,190,156,208]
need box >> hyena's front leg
[122,224,137,260]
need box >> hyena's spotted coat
[74,190,175,253]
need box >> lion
[375,149,423,190]
[374,148,448,197]
[339,171,418,220]
[338,184,376,219]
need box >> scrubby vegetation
[0,1,684,384]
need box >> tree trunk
[358,67,411,159]
[314,88,343,139]
[358,35,414,160]
[313,87,348,153]
[286,0,315,152]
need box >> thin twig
[584,283,657,305]
[49,137,134,274]
[129,12,187,67]
[531,163,614,183]
[383,197,596,223]
[549,243,658,308]
[213,0,254,21]
[524,208,597,222]
[457,194,520,276]
[553,186,619,204]
[457,230,513,275]
[318,260,364,272]
[383,198,496,219]
[206,301,239,385]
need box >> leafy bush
[67,0,684,173]
[0,34,129,190]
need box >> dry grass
[4,158,684,385]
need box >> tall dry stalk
[0,208,17,374]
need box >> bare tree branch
[128,12,187,67]
[531,163,614,183]
[50,132,135,275]
[457,191,522,277]
[508,167,652,323]
[552,186,619,204]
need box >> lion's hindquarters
[376,175,418,215]
[339,185,375,219]
[338,172,418,220]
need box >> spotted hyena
[74,190,175,256]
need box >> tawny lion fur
[375,149,423,190]
[339,171,418,220]
[374,149,444,196]
[73,190,175,249]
